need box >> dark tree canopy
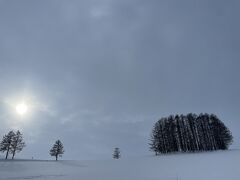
[0,131,15,159]
[50,140,64,161]
[11,130,26,159]
[150,113,233,154]
[0,130,25,159]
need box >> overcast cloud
[0,0,239,160]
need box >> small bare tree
[113,147,120,159]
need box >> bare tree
[113,147,120,159]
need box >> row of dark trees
[0,113,233,160]
[150,113,233,154]
[0,130,65,161]
[0,130,25,159]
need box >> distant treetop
[113,147,120,159]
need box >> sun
[16,103,28,115]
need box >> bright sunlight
[16,103,28,115]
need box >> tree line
[0,130,120,160]
[149,113,233,155]
[0,130,65,161]
[0,113,233,160]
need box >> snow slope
[0,150,239,180]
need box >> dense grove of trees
[0,130,25,159]
[150,113,233,155]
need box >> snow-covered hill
[0,150,239,180]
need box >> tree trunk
[12,136,19,160]
[5,146,9,160]
[56,155,58,161]
[12,150,16,159]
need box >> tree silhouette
[0,131,15,159]
[150,113,233,154]
[11,130,26,159]
[50,140,64,161]
[113,147,120,159]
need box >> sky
[0,0,239,160]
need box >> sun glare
[16,103,28,115]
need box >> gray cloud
[0,0,239,160]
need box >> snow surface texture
[0,150,239,180]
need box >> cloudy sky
[0,0,239,160]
